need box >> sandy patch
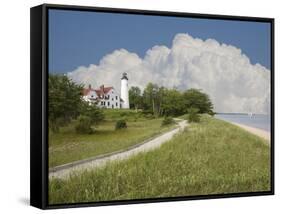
[231,122,270,142]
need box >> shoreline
[230,122,270,142]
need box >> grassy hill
[49,115,270,204]
[49,109,175,168]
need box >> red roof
[94,87,113,96]
[83,85,113,96]
[82,88,92,96]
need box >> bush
[75,116,93,134]
[141,110,155,119]
[133,115,139,122]
[183,88,213,114]
[161,116,175,126]
[115,120,127,130]
[80,102,104,125]
[143,113,155,120]
[120,112,129,117]
[187,108,200,123]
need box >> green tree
[48,74,83,132]
[74,101,104,134]
[162,89,185,116]
[129,86,143,110]
[115,120,127,130]
[183,89,214,114]
[143,82,156,114]
[79,101,104,127]
[161,116,175,126]
[187,107,200,123]
[75,115,94,134]
[143,83,165,116]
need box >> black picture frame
[30,3,275,210]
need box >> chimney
[100,85,105,93]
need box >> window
[112,98,114,101]
[116,96,118,100]
[108,101,110,106]
[116,102,118,106]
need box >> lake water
[215,114,271,132]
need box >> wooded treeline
[48,74,214,133]
[49,74,104,133]
[129,83,214,117]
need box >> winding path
[49,119,188,180]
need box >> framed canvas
[30,4,274,209]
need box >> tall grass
[49,116,270,204]
[49,117,175,168]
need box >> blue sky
[49,9,271,74]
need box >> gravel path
[49,119,188,180]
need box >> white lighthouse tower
[121,72,129,109]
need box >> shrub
[141,110,155,119]
[143,113,155,120]
[75,116,93,134]
[161,116,175,126]
[119,111,142,121]
[81,102,104,125]
[120,112,128,117]
[183,88,213,114]
[142,109,153,115]
[187,108,200,123]
[133,115,139,122]
[115,120,127,130]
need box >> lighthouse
[121,72,129,109]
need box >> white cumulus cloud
[67,33,270,114]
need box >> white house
[82,73,130,109]
[83,85,123,109]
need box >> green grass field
[49,115,270,204]
[49,110,175,168]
